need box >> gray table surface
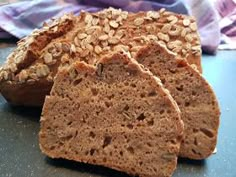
[0,44,236,177]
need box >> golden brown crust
[0,79,53,106]
[0,8,202,106]
[39,51,184,177]
[135,42,220,159]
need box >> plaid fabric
[0,0,221,53]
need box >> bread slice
[0,7,202,106]
[39,51,184,177]
[135,42,220,159]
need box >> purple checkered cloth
[0,0,221,54]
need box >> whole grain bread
[39,51,184,177]
[135,42,220,159]
[0,8,202,106]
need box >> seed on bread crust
[109,20,119,28]
[183,18,191,26]
[190,23,197,31]
[167,15,178,24]
[94,45,102,54]
[18,70,28,82]
[157,32,169,42]
[168,26,181,36]
[161,24,172,33]
[44,53,53,64]
[108,37,120,44]
[99,34,109,41]
[36,64,50,77]
[78,33,88,40]
[146,11,160,19]
[134,18,144,26]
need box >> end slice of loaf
[135,42,220,159]
[39,51,184,177]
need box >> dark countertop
[0,44,236,177]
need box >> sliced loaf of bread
[135,42,220,159]
[0,7,202,106]
[39,51,184,177]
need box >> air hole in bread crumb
[124,82,129,86]
[167,110,171,114]
[49,146,55,150]
[127,124,133,129]
[64,134,73,141]
[131,168,135,173]
[192,149,197,154]
[103,158,107,162]
[194,137,198,145]
[131,83,136,88]
[176,85,183,91]
[89,131,96,138]
[192,91,196,96]
[67,121,72,126]
[139,161,143,166]
[96,111,100,116]
[161,78,166,84]
[107,94,115,100]
[170,139,176,144]
[211,101,215,105]
[200,128,214,138]
[127,146,134,154]
[148,91,157,97]
[147,119,154,126]
[140,93,145,98]
[75,130,78,137]
[149,60,155,65]
[73,78,83,86]
[105,101,112,108]
[147,142,152,147]
[160,109,165,114]
[120,151,123,156]
[123,105,129,111]
[136,113,146,121]
[193,128,198,133]
[90,148,96,156]
[185,102,190,107]
[46,126,52,130]
[91,88,98,96]
[102,136,112,148]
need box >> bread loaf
[39,51,184,177]
[0,8,202,106]
[135,42,220,159]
